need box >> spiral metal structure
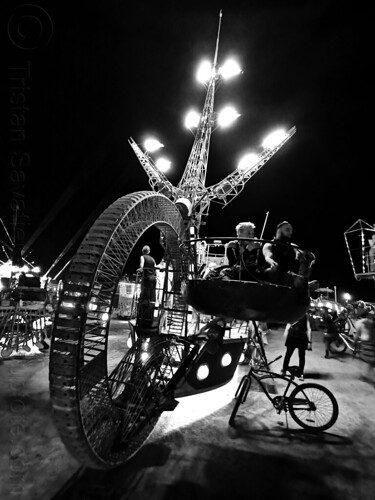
[49,191,191,468]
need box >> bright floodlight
[156,158,171,172]
[238,152,259,171]
[262,129,287,150]
[219,59,242,80]
[144,138,164,153]
[343,292,351,301]
[217,106,240,128]
[184,110,200,129]
[196,60,212,83]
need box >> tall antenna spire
[129,10,296,235]
[175,10,224,229]
[213,10,222,70]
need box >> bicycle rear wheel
[288,383,338,432]
[328,336,347,354]
[229,375,251,425]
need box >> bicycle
[229,355,339,432]
[328,331,375,363]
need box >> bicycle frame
[328,331,374,363]
[244,364,299,408]
[337,332,356,352]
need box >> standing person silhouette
[138,245,157,302]
[321,307,338,359]
[281,313,312,380]
[354,311,375,378]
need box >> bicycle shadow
[359,374,375,387]
[303,371,335,381]
[228,417,353,446]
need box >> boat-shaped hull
[183,279,310,324]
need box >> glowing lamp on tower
[156,158,171,172]
[184,110,200,129]
[238,152,259,171]
[262,129,287,150]
[217,106,240,128]
[144,138,164,153]
[196,60,213,83]
[218,59,242,80]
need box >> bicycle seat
[287,366,301,377]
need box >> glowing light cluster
[143,137,171,172]
[237,152,259,171]
[196,60,213,83]
[184,110,200,129]
[218,59,242,80]
[144,138,164,153]
[217,106,240,128]
[196,58,241,83]
[156,158,171,172]
[261,129,287,149]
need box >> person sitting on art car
[262,221,318,291]
[204,221,263,281]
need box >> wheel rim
[329,337,347,354]
[288,383,338,431]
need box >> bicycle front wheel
[328,336,347,354]
[288,383,338,432]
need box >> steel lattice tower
[129,11,296,235]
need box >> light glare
[196,60,212,83]
[217,106,240,128]
[262,129,287,150]
[144,138,164,152]
[156,158,171,172]
[184,110,200,129]
[238,153,259,171]
[141,352,149,363]
[219,59,242,79]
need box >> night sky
[1,1,373,301]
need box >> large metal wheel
[49,191,190,468]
